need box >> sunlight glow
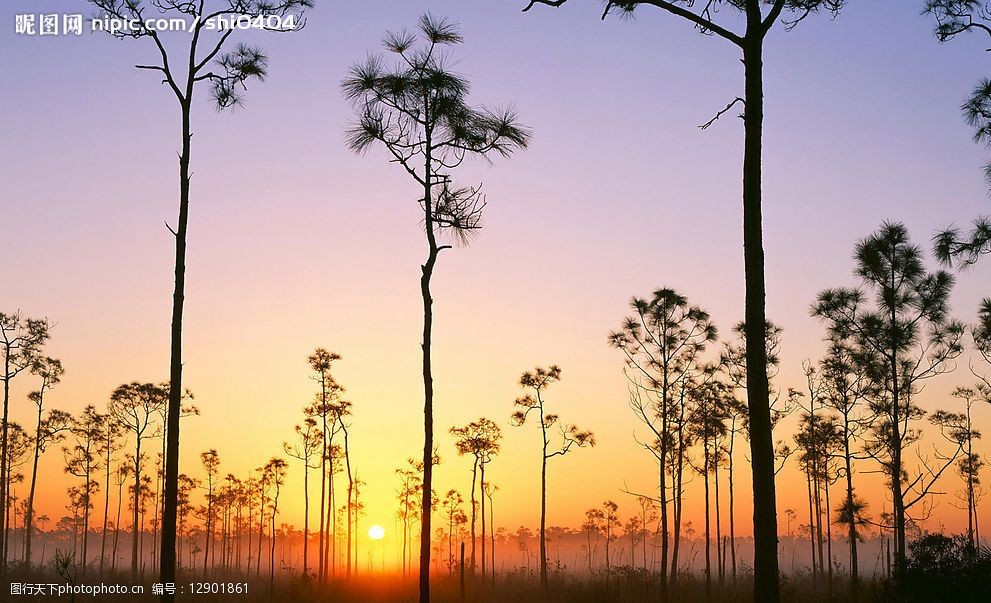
[368,525,385,540]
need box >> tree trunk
[332,450,337,578]
[101,441,112,573]
[160,95,192,601]
[203,480,212,578]
[658,373,670,601]
[23,403,43,566]
[742,31,780,603]
[303,461,310,575]
[539,424,549,593]
[704,440,712,603]
[419,244,438,603]
[133,442,143,577]
[468,459,478,573]
[344,426,353,578]
[489,492,495,587]
[825,478,833,599]
[729,425,737,585]
[671,411,686,583]
[806,463,817,578]
[480,463,486,577]
[114,477,123,570]
[814,464,824,582]
[843,415,859,594]
[419,138,439,602]
[715,445,723,586]
[0,361,11,571]
[318,384,327,581]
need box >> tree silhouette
[582,506,605,575]
[934,217,991,267]
[923,3,991,265]
[484,482,498,586]
[84,1,313,594]
[331,396,355,578]
[511,365,595,593]
[792,380,843,594]
[976,299,991,393]
[0,311,50,570]
[3,423,31,566]
[63,405,106,574]
[440,489,466,575]
[306,347,342,581]
[263,457,287,599]
[96,410,125,574]
[720,319,790,587]
[815,339,874,592]
[813,221,966,569]
[600,500,621,582]
[23,356,69,567]
[449,417,501,575]
[926,1,991,180]
[519,1,847,597]
[112,463,133,571]
[938,387,984,548]
[199,449,220,577]
[176,473,199,570]
[284,417,321,576]
[687,375,733,602]
[608,287,717,596]
[342,15,530,602]
[396,458,424,577]
[109,382,168,577]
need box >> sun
[368,524,385,540]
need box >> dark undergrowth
[7,536,990,603]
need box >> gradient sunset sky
[2,0,990,550]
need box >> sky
[2,0,990,554]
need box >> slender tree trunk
[480,463,486,578]
[82,466,92,575]
[825,477,833,599]
[469,459,477,573]
[0,364,11,572]
[715,446,723,586]
[703,440,712,603]
[132,445,142,577]
[671,412,686,583]
[101,441,112,574]
[303,461,310,575]
[332,450,337,578]
[887,248,906,570]
[806,463,817,578]
[418,141,439,603]
[728,425,737,585]
[659,375,670,602]
[318,393,327,581]
[814,464,824,583]
[160,87,193,601]
[203,480,212,578]
[344,427,353,578]
[114,477,124,570]
[270,500,278,599]
[353,484,360,577]
[539,422,549,593]
[489,492,495,587]
[968,430,976,549]
[256,493,264,576]
[23,403,43,566]
[742,25,779,603]
[843,415,859,594]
